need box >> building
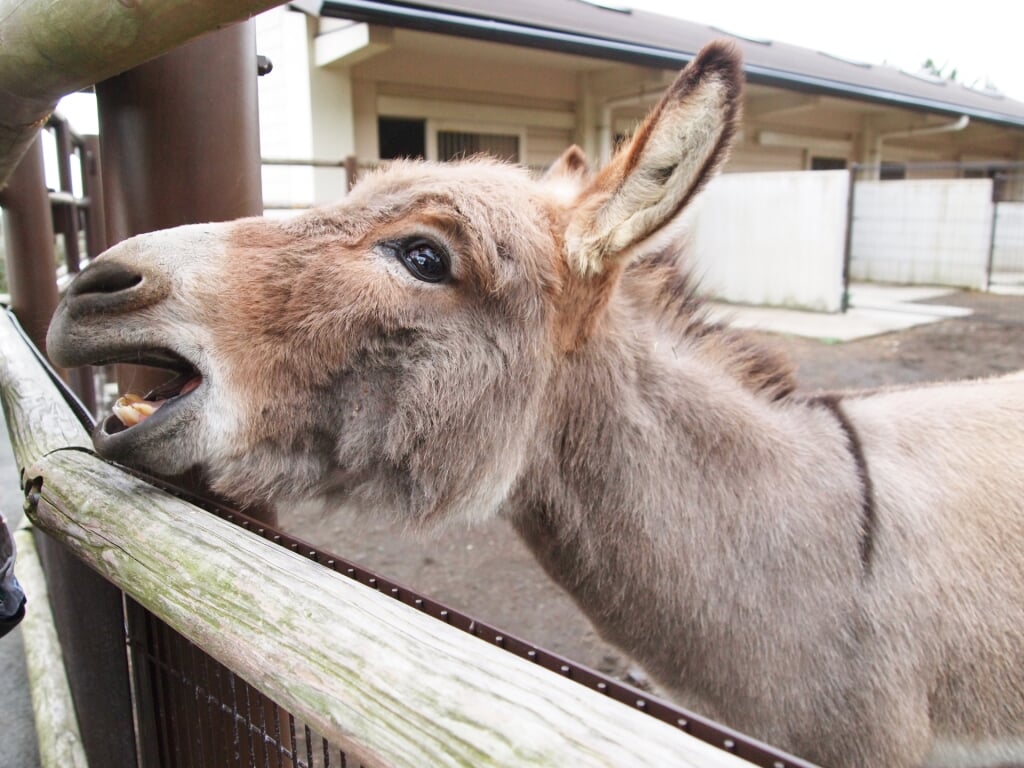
[255,0,1024,208]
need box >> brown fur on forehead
[347,158,565,294]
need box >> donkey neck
[507,318,870,694]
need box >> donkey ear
[565,41,743,275]
[544,144,590,181]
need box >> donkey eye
[397,239,449,283]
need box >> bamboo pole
[0,0,285,187]
[25,448,755,768]
[13,524,89,768]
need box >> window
[811,156,847,171]
[437,131,519,163]
[880,163,907,181]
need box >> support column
[95,21,268,517]
[84,21,269,768]
[0,136,59,355]
[81,135,108,258]
[96,23,262,242]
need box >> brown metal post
[81,135,108,258]
[95,21,272,518]
[345,154,359,191]
[0,135,59,355]
[93,24,270,766]
[50,118,82,274]
[96,23,262,243]
[2,137,134,768]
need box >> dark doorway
[378,117,426,160]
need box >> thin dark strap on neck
[810,394,877,576]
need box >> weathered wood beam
[0,311,90,482]
[0,0,286,188]
[24,447,755,768]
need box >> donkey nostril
[68,260,144,298]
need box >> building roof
[306,0,1024,129]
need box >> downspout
[598,90,663,163]
[870,115,970,178]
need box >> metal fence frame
[843,160,1024,305]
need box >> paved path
[709,283,970,342]
[0,426,41,768]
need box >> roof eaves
[315,0,1024,130]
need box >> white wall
[690,170,849,312]
[256,8,316,210]
[850,179,994,289]
[256,8,356,209]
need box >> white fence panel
[691,170,848,313]
[992,202,1024,279]
[850,179,993,289]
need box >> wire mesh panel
[991,170,1024,285]
[127,603,361,768]
[848,162,1024,291]
[850,177,994,288]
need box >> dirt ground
[278,290,1024,687]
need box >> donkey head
[47,42,742,520]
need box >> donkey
[47,42,1024,767]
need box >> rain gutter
[302,0,1024,130]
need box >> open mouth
[98,349,204,437]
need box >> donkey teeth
[112,393,163,427]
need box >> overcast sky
[623,0,1024,101]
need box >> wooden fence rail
[0,310,754,766]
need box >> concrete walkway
[709,283,970,342]
[0,426,41,768]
